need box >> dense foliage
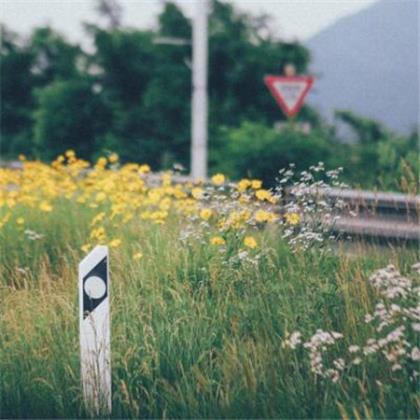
[0,0,418,192]
[214,119,419,191]
[1,1,308,164]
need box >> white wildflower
[352,357,362,365]
[411,262,420,275]
[411,322,420,332]
[333,358,345,371]
[282,331,302,350]
[391,364,402,372]
[410,347,420,361]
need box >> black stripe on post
[83,257,107,319]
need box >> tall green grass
[0,202,418,418]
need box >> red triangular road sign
[264,75,314,117]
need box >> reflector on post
[79,245,111,416]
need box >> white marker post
[79,245,111,416]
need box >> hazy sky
[1,0,378,46]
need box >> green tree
[214,121,331,185]
[1,25,86,158]
[29,27,82,85]
[95,0,123,29]
[334,110,386,144]
[208,1,311,128]
[0,26,35,157]
[332,111,419,192]
[2,0,315,172]
[33,79,110,160]
[142,2,192,166]
[87,0,312,169]
[90,27,163,165]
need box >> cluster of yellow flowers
[1,151,301,255]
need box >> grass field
[0,153,419,418]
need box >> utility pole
[191,0,209,179]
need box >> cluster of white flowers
[282,331,302,350]
[179,226,199,243]
[24,229,44,241]
[275,162,348,252]
[368,264,414,299]
[361,264,420,373]
[282,263,420,383]
[303,330,344,382]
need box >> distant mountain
[306,0,419,134]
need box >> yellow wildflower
[16,217,25,225]
[111,202,126,218]
[251,179,262,189]
[139,164,151,174]
[109,238,122,248]
[284,212,301,226]
[162,173,172,187]
[224,210,250,229]
[255,210,268,223]
[255,209,278,223]
[91,212,106,225]
[95,192,107,202]
[81,244,91,253]
[191,187,204,200]
[211,236,225,245]
[122,213,133,223]
[237,179,251,192]
[90,227,106,241]
[108,153,119,163]
[65,149,75,158]
[211,173,225,186]
[255,189,271,201]
[200,208,213,221]
[148,190,161,203]
[39,201,53,212]
[159,197,171,211]
[96,157,107,168]
[255,189,276,203]
[133,252,143,260]
[244,236,257,249]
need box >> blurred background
[1,0,418,190]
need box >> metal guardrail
[147,175,420,242]
[319,187,419,216]
[324,188,419,242]
[148,177,420,242]
[1,161,419,242]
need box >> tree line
[1,0,418,192]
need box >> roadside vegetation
[1,153,418,418]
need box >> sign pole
[288,114,297,129]
[79,245,111,416]
[191,0,209,180]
